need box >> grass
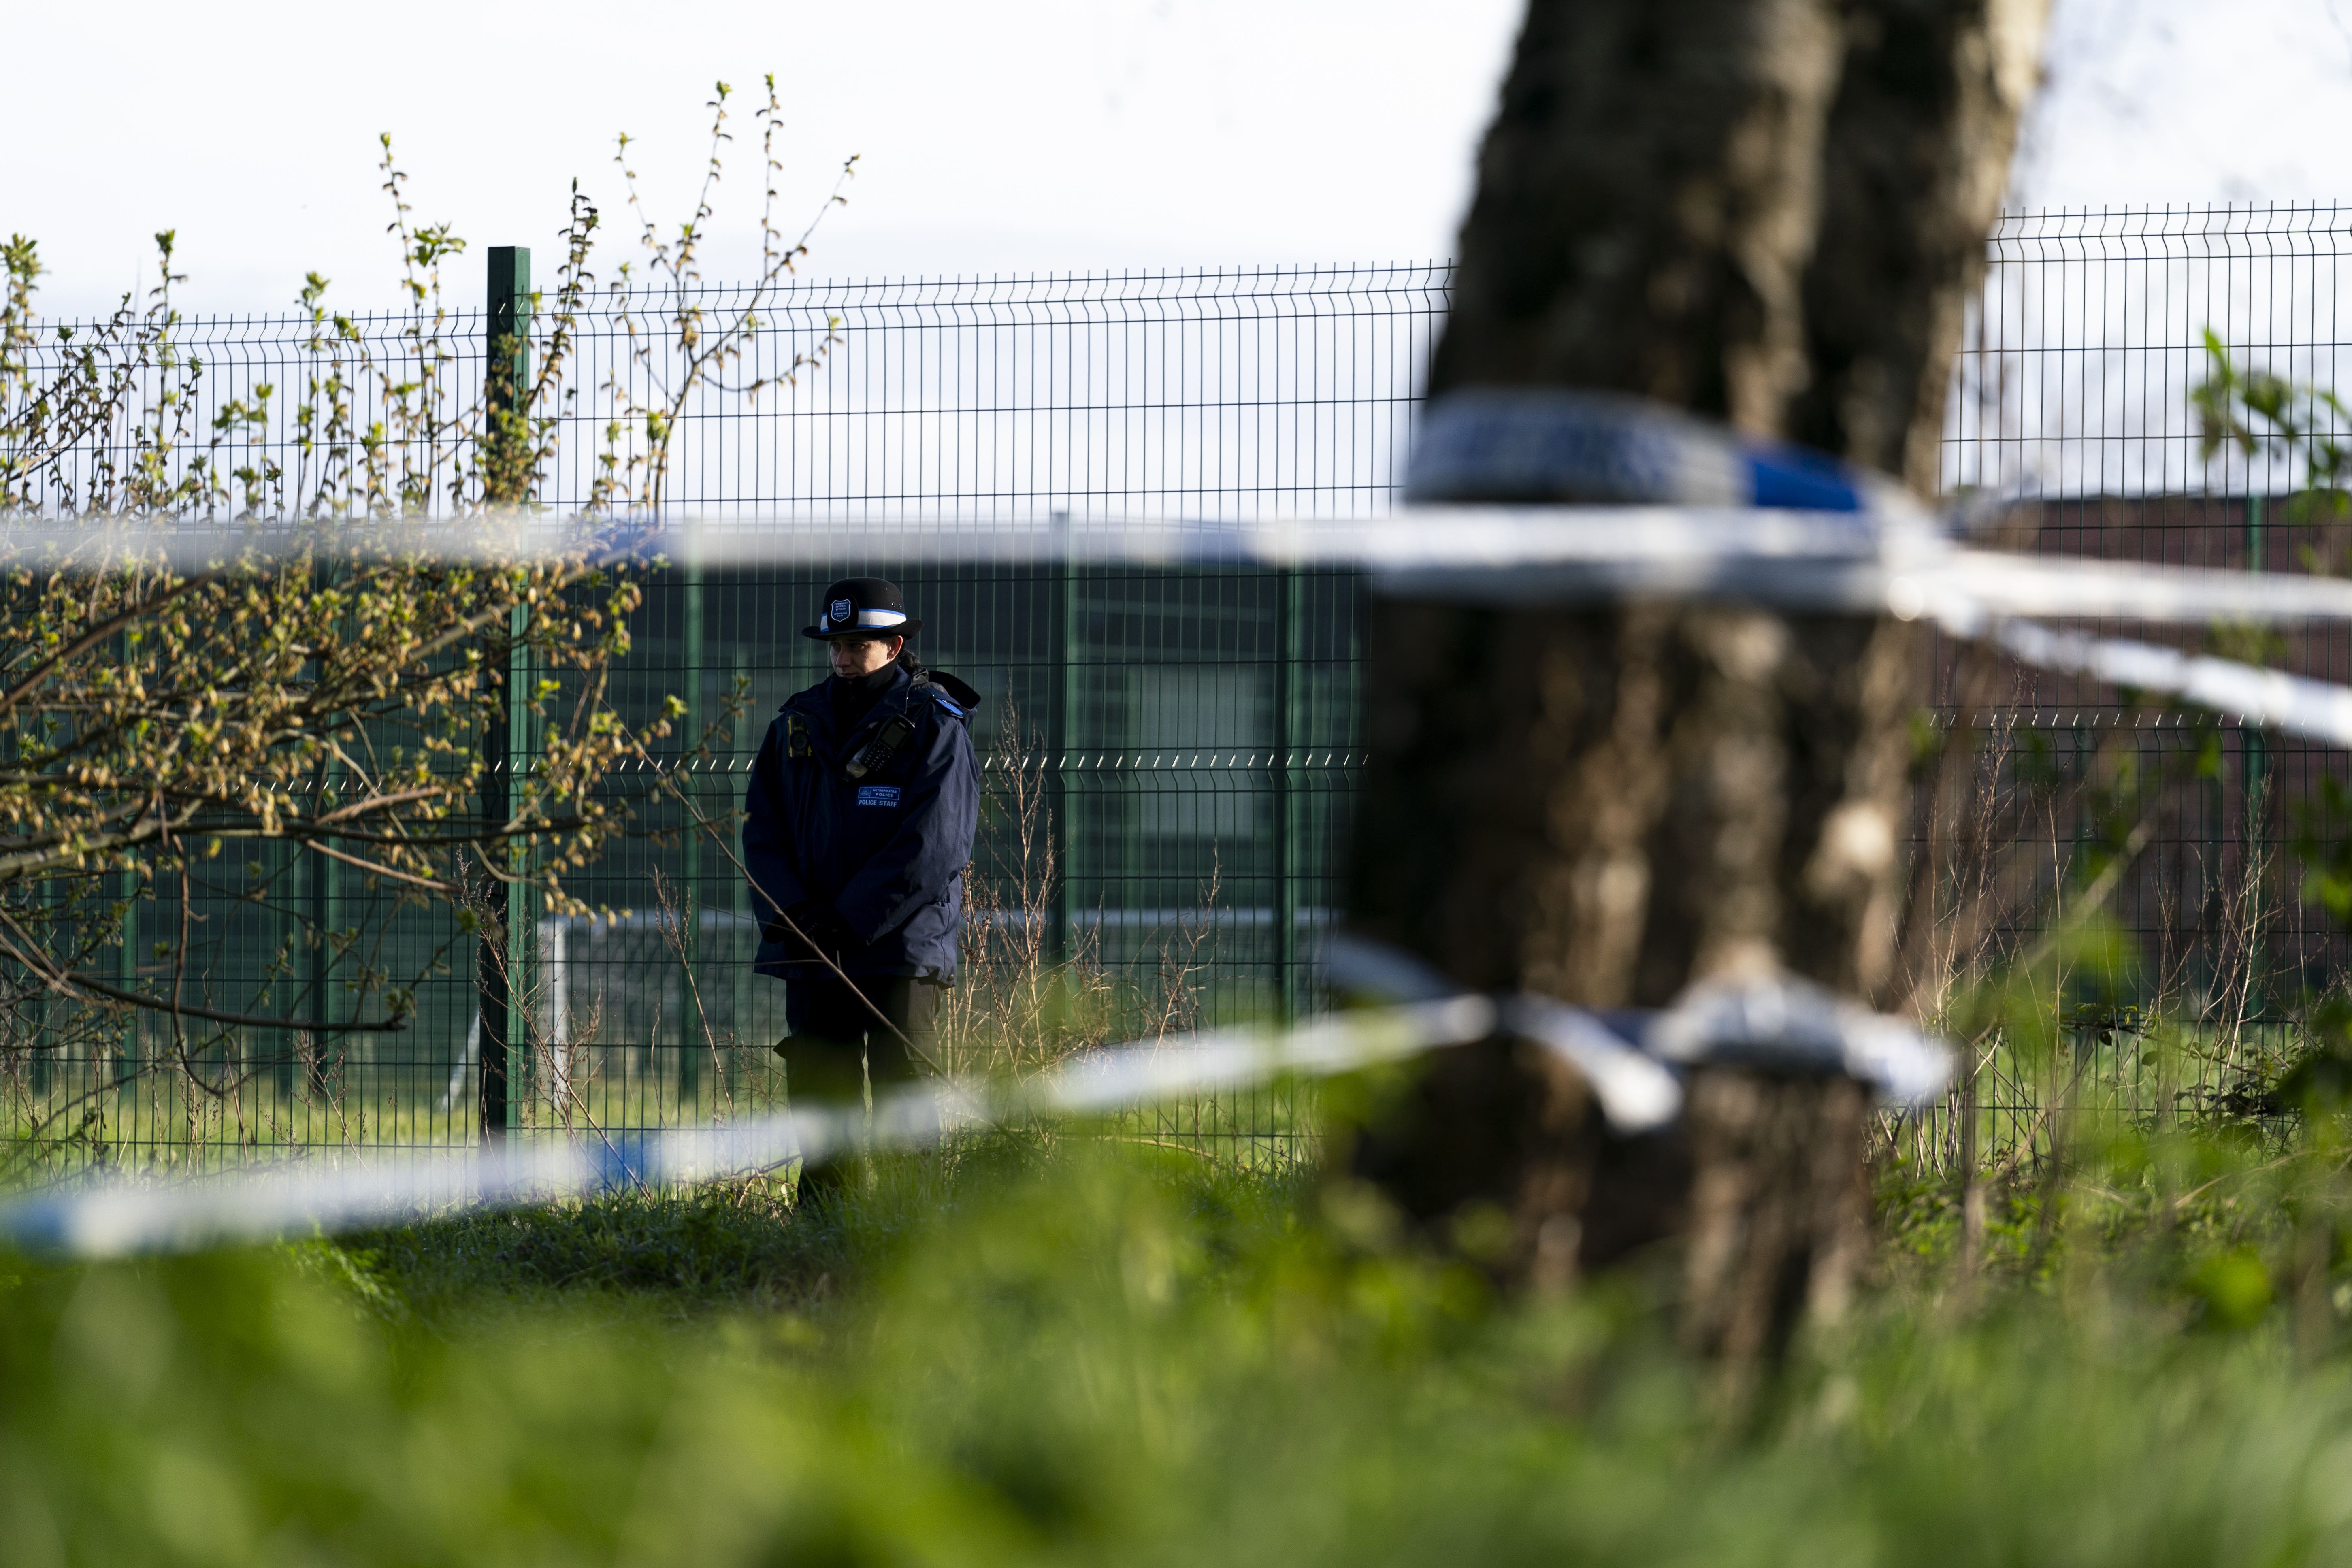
[9,1101,2352,1565]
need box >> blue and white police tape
[1403,388,1924,516]
[10,496,2352,627]
[1984,621,2352,748]
[1320,934,1949,1125]
[17,394,2352,752]
[0,998,1489,1258]
[0,952,1952,1259]
[24,507,2352,627]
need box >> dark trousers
[778,970,943,1104]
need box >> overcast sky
[9,0,2352,318]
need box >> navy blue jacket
[743,665,979,981]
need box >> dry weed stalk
[1887,562,2328,1294]
[651,866,751,1121]
[939,700,1116,1087]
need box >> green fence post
[31,853,51,1099]
[1047,516,1073,963]
[2245,491,2268,1025]
[305,560,345,1115]
[269,839,294,1104]
[479,600,533,1145]
[478,615,514,1147]
[1273,567,1301,1022]
[111,616,140,1127]
[307,786,337,1095]
[478,247,532,1147]
[678,518,705,1110]
[118,865,138,1093]
[730,645,750,1094]
[507,614,534,1129]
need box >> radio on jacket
[844,713,918,780]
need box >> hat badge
[831,599,852,623]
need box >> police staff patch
[831,599,852,622]
[856,785,902,808]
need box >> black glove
[764,899,864,962]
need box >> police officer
[742,577,980,1122]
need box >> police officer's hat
[802,577,923,641]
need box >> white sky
[6,0,2352,318]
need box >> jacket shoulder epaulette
[915,669,982,722]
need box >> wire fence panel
[1,265,1438,1176]
[13,216,2352,1177]
[5,304,492,518]
[1946,205,2352,500]
[561,554,1362,1171]
[1914,204,2352,1174]
[575,266,1450,522]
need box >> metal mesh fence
[2,264,1436,1175]
[564,266,1447,521]
[1908,204,2352,1175]
[11,213,2352,1177]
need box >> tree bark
[1349,0,2046,1344]
[1790,0,2049,489]
[1351,601,1918,1007]
[1432,0,2045,460]
[1347,597,1916,1342]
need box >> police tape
[1982,621,2352,747]
[0,998,1490,1258]
[11,507,2352,629]
[0,384,2332,630]
[0,952,1952,1259]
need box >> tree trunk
[1790,0,2049,490]
[1431,0,2045,459]
[1350,602,1918,1006]
[1349,0,2045,1348]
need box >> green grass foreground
[6,1130,2352,1566]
